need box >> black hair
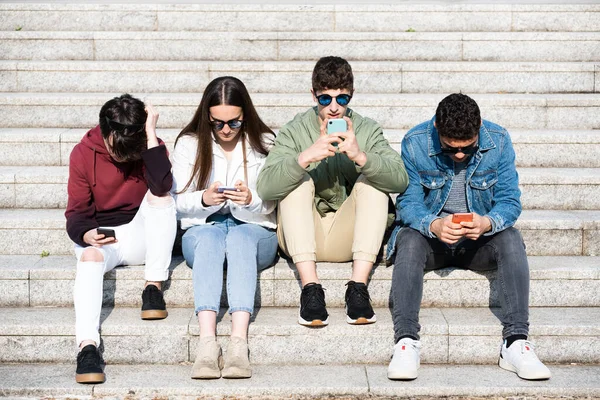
[98,94,147,162]
[312,56,354,93]
[435,93,481,140]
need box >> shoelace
[78,348,101,369]
[394,340,421,360]
[229,339,249,360]
[518,341,538,359]
[146,286,164,307]
[346,282,371,307]
[302,284,326,310]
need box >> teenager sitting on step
[171,77,278,379]
[257,56,408,327]
[386,93,551,381]
[66,94,177,384]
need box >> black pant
[391,227,530,342]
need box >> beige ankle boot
[222,336,251,379]
[191,337,223,379]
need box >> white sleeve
[170,137,221,216]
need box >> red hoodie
[65,125,173,247]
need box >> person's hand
[297,118,341,168]
[83,228,117,247]
[145,103,159,148]
[202,181,226,206]
[223,180,253,206]
[331,117,367,166]
[460,213,492,240]
[430,215,465,245]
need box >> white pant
[73,192,177,346]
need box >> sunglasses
[439,136,479,155]
[209,118,243,131]
[315,93,352,107]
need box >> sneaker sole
[346,315,377,325]
[298,314,329,327]
[498,357,551,380]
[76,372,105,384]
[387,369,418,380]
[141,309,168,320]
[222,366,252,379]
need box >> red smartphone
[452,213,473,224]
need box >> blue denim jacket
[386,117,522,262]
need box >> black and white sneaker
[345,280,376,325]
[141,284,168,320]
[298,283,329,327]
[75,344,105,384]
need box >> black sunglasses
[439,136,479,155]
[209,118,244,131]
[315,93,352,107]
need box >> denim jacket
[386,117,521,262]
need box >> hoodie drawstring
[92,148,97,187]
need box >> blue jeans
[182,214,278,314]
[391,227,530,342]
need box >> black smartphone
[97,228,116,239]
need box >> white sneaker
[499,339,551,380]
[387,338,421,380]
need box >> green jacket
[257,107,408,217]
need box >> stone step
[1,255,599,308]
[0,306,598,365]
[1,165,599,210]
[1,363,598,399]
[1,31,599,62]
[1,60,597,94]
[0,209,598,257]
[2,128,600,168]
[1,3,598,32]
[0,93,599,130]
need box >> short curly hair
[435,93,481,140]
[312,56,354,93]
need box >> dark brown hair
[98,94,147,162]
[175,76,274,192]
[312,56,354,93]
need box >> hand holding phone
[83,227,118,247]
[452,213,473,224]
[97,228,116,239]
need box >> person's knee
[146,192,174,207]
[395,228,430,260]
[280,176,314,205]
[80,247,104,262]
[225,227,257,255]
[493,227,525,251]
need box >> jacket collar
[428,117,496,157]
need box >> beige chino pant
[277,175,389,264]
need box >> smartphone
[217,186,237,193]
[452,213,473,224]
[97,228,116,239]
[327,119,347,147]
[327,118,347,135]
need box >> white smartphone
[217,186,237,193]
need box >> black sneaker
[345,280,376,325]
[141,284,168,320]
[298,282,329,327]
[75,344,105,384]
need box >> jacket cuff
[358,152,381,175]
[422,214,440,238]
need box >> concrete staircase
[0,2,599,398]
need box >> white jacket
[170,134,276,230]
